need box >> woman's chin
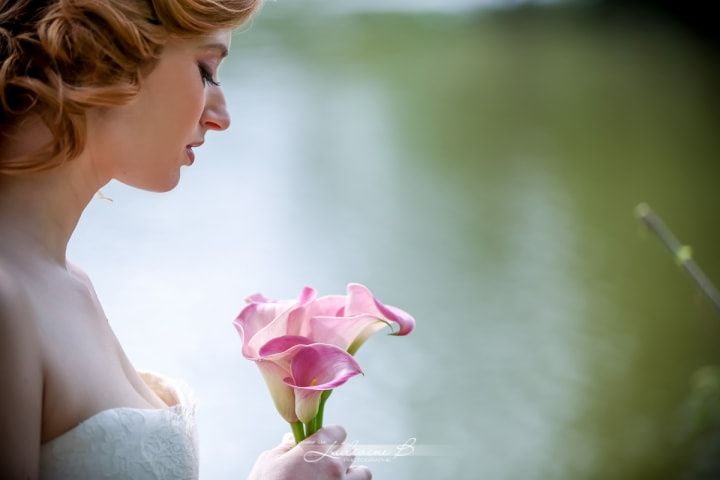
[117,172,181,193]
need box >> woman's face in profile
[86,29,232,192]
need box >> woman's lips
[185,146,195,165]
[184,141,203,165]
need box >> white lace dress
[39,372,198,480]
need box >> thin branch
[635,202,720,314]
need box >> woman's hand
[248,425,372,480]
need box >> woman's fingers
[340,452,355,468]
[296,425,367,479]
[277,432,295,451]
[345,465,372,480]
[250,426,370,480]
[302,425,347,447]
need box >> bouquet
[234,283,415,443]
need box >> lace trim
[39,371,198,480]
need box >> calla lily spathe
[233,283,415,423]
[283,343,363,423]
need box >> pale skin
[0,29,370,479]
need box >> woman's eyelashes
[198,63,220,87]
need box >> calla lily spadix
[234,283,415,442]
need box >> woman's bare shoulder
[0,259,18,288]
[0,261,48,363]
[0,264,43,479]
[66,260,91,285]
[0,262,40,348]
[66,260,102,300]
[0,262,30,322]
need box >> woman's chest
[30,279,167,443]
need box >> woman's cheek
[184,87,206,133]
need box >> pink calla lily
[233,283,415,424]
[282,344,363,423]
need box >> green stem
[315,390,333,430]
[304,419,318,437]
[290,421,305,444]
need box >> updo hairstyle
[0,0,260,174]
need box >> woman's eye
[198,64,220,87]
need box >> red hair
[0,0,261,174]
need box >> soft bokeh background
[68,0,720,478]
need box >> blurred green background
[71,0,720,478]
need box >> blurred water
[69,4,720,479]
[311,0,559,14]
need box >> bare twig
[635,202,720,314]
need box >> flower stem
[304,419,318,437]
[290,421,305,444]
[315,390,333,430]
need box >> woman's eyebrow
[200,43,229,59]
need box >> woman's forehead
[194,30,232,51]
[164,30,231,59]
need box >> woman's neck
[0,120,109,270]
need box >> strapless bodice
[39,371,198,480]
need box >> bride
[0,1,371,479]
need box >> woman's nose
[201,88,231,131]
